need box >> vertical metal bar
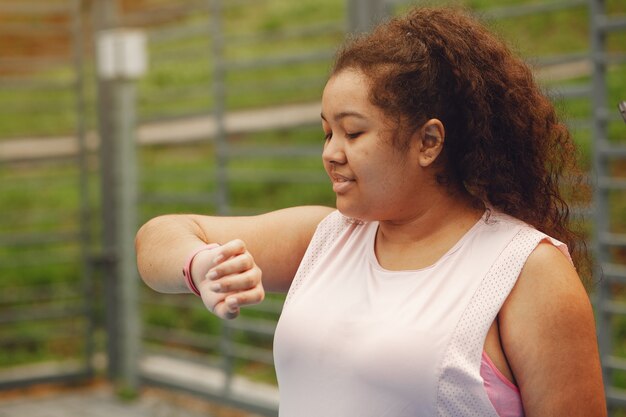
[210,0,234,399]
[93,0,121,383]
[210,0,229,216]
[95,24,143,392]
[220,323,235,399]
[71,0,95,377]
[347,0,388,34]
[112,77,141,393]
[589,0,612,409]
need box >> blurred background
[0,0,625,415]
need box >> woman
[136,7,606,416]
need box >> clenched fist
[190,239,265,319]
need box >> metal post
[95,14,148,394]
[72,0,95,378]
[111,75,141,394]
[210,0,229,215]
[589,0,611,408]
[209,0,235,398]
[93,0,121,385]
[347,0,389,34]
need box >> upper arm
[499,242,606,417]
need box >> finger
[207,267,261,293]
[212,239,247,263]
[198,241,245,280]
[213,296,240,320]
[198,282,227,313]
[188,245,224,287]
[226,283,265,308]
[206,252,255,281]
[198,279,264,319]
[199,285,240,320]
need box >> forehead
[322,69,379,120]
[323,69,369,99]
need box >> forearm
[136,206,333,295]
[135,214,210,293]
[136,214,267,320]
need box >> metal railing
[0,0,623,415]
[0,0,96,388]
[590,0,626,413]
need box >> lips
[331,172,355,194]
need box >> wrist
[182,243,220,296]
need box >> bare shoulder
[499,241,606,416]
[502,242,592,344]
[514,241,583,299]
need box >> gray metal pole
[210,0,229,216]
[72,0,96,378]
[111,77,141,394]
[94,0,145,394]
[589,0,611,408]
[347,0,389,34]
[93,0,121,384]
[209,0,235,398]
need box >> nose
[322,137,346,165]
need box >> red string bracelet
[182,243,220,296]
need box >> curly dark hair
[331,7,590,282]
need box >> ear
[417,119,445,167]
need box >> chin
[335,201,369,223]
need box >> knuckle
[232,238,246,249]
[244,260,254,271]
[221,263,234,275]
[212,267,225,279]
[218,262,234,276]
[243,275,255,288]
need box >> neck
[373,191,485,271]
[377,191,484,246]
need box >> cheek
[360,165,395,194]
[369,160,413,193]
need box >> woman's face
[321,69,427,222]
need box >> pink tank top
[274,210,569,417]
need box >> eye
[346,132,363,139]
[324,131,333,141]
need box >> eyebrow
[320,111,367,122]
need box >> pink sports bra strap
[481,351,524,417]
